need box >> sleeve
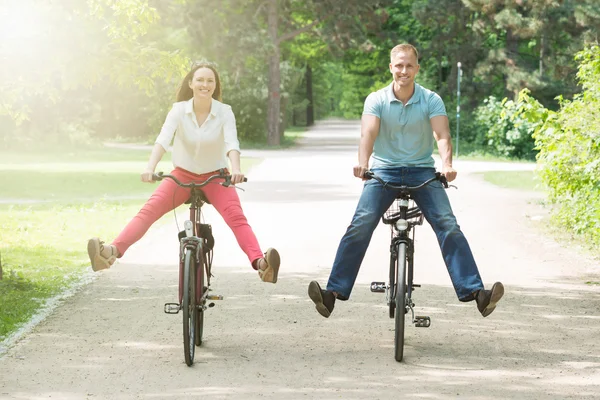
[428,93,447,118]
[155,103,181,151]
[362,92,381,118]
[223,106,241,155]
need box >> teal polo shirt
[363,82,447,168]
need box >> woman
[87,62,280,283]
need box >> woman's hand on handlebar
[229,170,246,185]
[141,169,156,183]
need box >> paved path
[1,119,599,400]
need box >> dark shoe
[308,281,335,318]
[475,282,504,317]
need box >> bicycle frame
[385,192,424,323]
[155,169,238,365]
[367,170,448,361]
[177,187,213,306]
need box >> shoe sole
[261,248,280,283]
[482,282,504,317]
[87,238,111,272]
[308,281,330,318]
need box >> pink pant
[112,167,264,268]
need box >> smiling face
[389,50,420,89]
[188,67,216,99]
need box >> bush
[473,95,537,160]
[517,45,600,247]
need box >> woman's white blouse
[155,98,241,175]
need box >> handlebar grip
[364,170,374,180]
[435,172,449,188]
[221,176,248,187]
[152,172,164,181]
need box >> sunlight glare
[0,1,46,49]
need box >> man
[308,44,503,318]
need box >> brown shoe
[475,282,504,317]
[87,237,118,272]
[258,248,280,283]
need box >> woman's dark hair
[176,61,222,102]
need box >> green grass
[481,170,545,192]
[0,201,147,338]
[0,148,262,341]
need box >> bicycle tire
[394,242,407,362]
[195,246,208,347]
[183,248,197,366]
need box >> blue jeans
[327,167,484,301]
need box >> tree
[183,0,390,145]
[0,0,188,146]
[462,0,600,103]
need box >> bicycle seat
[184,191,211,205]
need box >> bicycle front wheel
[183,248,197,366]
[394,242,407,362]
[389,248,397,319]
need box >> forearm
[358,135,376,167]
[228,150,241,172]
[437,137,453,167]
[146,143,166,171]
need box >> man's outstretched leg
[308,176,396,317]
[409,167,504,317]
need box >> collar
[185,97,218,116]
[386,82,422,105]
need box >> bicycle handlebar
[364,170,449,190]
[152,169,247,188]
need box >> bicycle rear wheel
[183,248,197,366]
[195,247,209,347]
[394,242,407,362]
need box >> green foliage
[0,0,189,148]
[473,96,537,160]
[516,45,600,246]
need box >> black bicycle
[154,169,244,366]
[366,170,450,362]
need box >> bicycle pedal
[206,295,223,300]
[164,303,180,314]
[370,281,386,293]
[414,316,431,328]
[412,284,421,289]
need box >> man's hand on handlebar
[353,165,369,180]
[441,165,457,182]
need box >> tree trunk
[279,94,287,140]
[306,64,314,126]
[266,0,281,146]
[505,28,519,100]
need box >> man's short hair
[390,44,419,63]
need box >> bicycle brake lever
[437,173,449,188]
